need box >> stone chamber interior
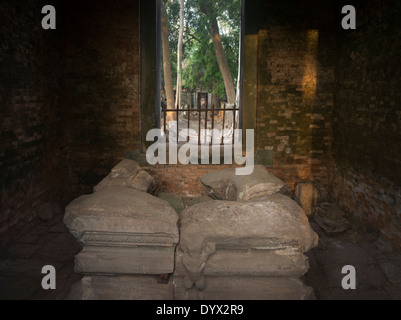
[1,0,401,300]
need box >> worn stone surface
[295,182,318,217]
[200,165,286,201]
[64,187,179,245]
[75,245,176,275]
[200,168,236,200]
[175,249,309,278]
[64,186,179,275]
[178,194,318,289]
[314,202,350,235]
[158,193,185,214]
[131,170,156,194]
[173,276,315,300]
[183,196,215,208]
[110,159,140,175]
[67,275,174,300]
[2,202,401,300]
[93,159,155,194]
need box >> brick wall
[332,0,401,248]
[330,166,401,248]
[255,0,336,188]
[0,0,65,233]
[147,164,240,197]
[138,0,337,194]
[63,0,141,195]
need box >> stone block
[158,193,185,214]
[173,276,315,300]
[64,187,179,275]
[131,170,156,194]
[64,187,179,245]
[200,165,286,201]
[294,182,318,217]
[75,245,176,275]
[93,159,155,194]
[177,194,318,290]
[67,275,174,300]
[175,248,309,278]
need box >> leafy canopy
[162,0,240,99]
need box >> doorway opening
[157,0,244,145]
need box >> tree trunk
[175,0,184,109]
[236,27,241,106]
[161,1,175,122]
[199,1,236,105]
[212,93,219,109]
[209,17,236,105]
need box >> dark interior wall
[2,0,400,250]
[63,0,141,195]
[251,0,337,188]
[332,0,401,248]
[0,0,65,233]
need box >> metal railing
[161,102,240,145]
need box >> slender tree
[236,22,241,105]
[175,0,185,109]
[161,0,175,121]
[198,0,236,104]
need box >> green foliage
[161,0,240,100]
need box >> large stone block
[177,194,318,290]
[294,182,318,217]
[173,276,315,300]
[75,245,176,275]
[64,187,179,274]
[200,165,286,201]
[175,248,309,278]
[94,159,155,194]
[64,187,179,244]
[67,275,174,300]
[130,170,156,194]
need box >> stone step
[173,276,315,300]
[175,248,310,277]
[67,275,174,300]
[74,245,176,275]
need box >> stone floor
[1,204,401,300]
[0,211,83,300]
[304,218,401,300]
